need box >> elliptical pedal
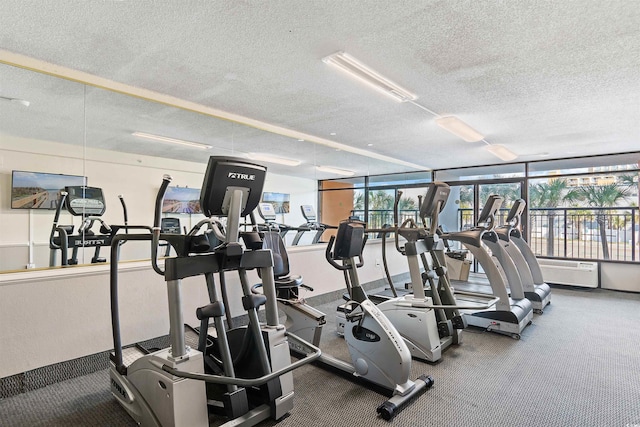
[112,345,147,368]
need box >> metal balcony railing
[351,206,639,262]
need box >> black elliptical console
[200,156,267,217]
[65,186,106,216]
[49,186,128,266]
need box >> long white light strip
[486,144,518,161]
[435,116,484,142]
[316,165,355,176]
[131,132,212,149]
[322,51,417,103]
[246,152,301,166]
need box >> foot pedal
[222,388,249,419]
[437,320,454,338]
[451,315,467,330]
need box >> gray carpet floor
[2,286,640,426]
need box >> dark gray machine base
[525,283,552,314]
[464,297,533,339]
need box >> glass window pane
[528,153,640,177]
[320,188,360,226]
[528,172,639,261]
[319,177,365,190]
[435,163,525,182]
[367,189,396,229]
[368,171,432,188]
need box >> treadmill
[256,202,295,240]
[440,193,534,339]
[495,199,551,313]
[291,205,335,245]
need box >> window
[528,165,639,261]
[319,152,640,263]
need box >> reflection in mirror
[0,63,324,271]
[0,61,424,272]
[83,87,329,260]
[0,63,86,271]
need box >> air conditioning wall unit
[538,259,599,288]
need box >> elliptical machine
[108,156,320,426]
[349,186,496,362]
[49,186,128,266]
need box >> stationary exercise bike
[326,220,434,419]
[254,219,434,419]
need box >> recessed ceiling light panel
[322,51,417,103]
[486,144,518,161]
[435,116,484,142]
[246,153,301,166]
[316,165,356,176]
[132,132,212,149]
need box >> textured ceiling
[0,1,639,179]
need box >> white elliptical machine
[360,184,500,360]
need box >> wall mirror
[0,61,404,273]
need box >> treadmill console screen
[65,186,106,216]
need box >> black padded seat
[275,275,304,289]
[260,231,305,289]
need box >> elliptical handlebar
[417,194,427,228]
[393,190,402,228]
[118,194,128,234]
[49,191,69,249]
[356,235,367,268]
[151,174,172,275]
[393,190,406,255]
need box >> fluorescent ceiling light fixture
[435,116,484,142]
[322,51,417,103]
[0,95,30,107]
[486,144,518,161]
[316,165,355,176]
[246,153,301,166]
[132,132,212,149]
